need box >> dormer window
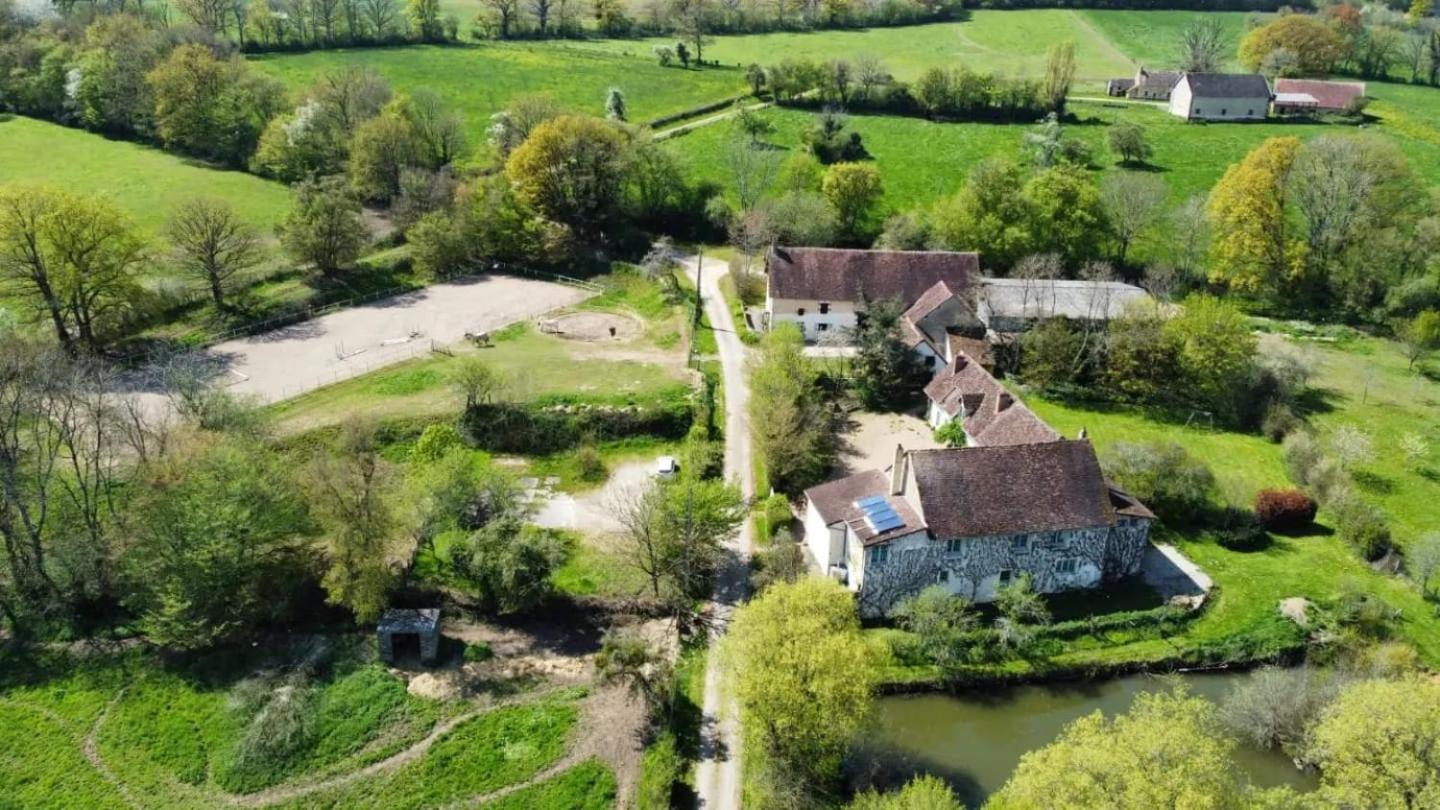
[819,302,831,314]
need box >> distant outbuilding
[378,608,440,664]
[1273,78,1366,114]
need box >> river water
[856,670,1319,807]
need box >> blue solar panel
[856,495,905,533]
[870,516,905,532]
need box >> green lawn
[669,99,1440,219]
[1021,331,1440,668]
[0,115,290,240]
[248,43,748,138]
[1286,330,1440,552]
[573,10,1136,92]
[1078,10,1256,74]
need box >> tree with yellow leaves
[1205,137,1308,300]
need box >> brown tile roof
[909,441,1117,538]
[767,247,979,305]
[1273,78,1365,111]
[903,280,961,324]
[923,353,1060,446]
[804,469,925,544]
[947,335,993,369]
[1109,485,1156,521]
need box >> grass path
[1066,9,1136,70]
[227,687,572,807]
[82,690,140,810]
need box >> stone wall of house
[856,518,1151,617]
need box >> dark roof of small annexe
[909,441,1121,539]
[804,469,926,545]
[767,247,980,305]
[1137,69,1182,89]
[1183,73,1272,99]
[1273,78,1365,110]
[378,608,440,634]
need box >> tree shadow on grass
[1352,470,1397,496]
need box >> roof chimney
[890,444,908,496]
[1078,427,1088,440]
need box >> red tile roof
[1273,78,1365,111]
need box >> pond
[856,670,1319,807]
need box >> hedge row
[458,391,695,454]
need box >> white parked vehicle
[655,456,680,479]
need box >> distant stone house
[763,246,981,341]
[1106,77,1136,97]
[803,441,1154,616]
[1127,68,1182,101]
[1169,73,1272,121]
[1272,78,1366,114]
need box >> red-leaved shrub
[1254,489,1318,532]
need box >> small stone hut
[377,608,440,664]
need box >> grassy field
[670,99,1440,216]
[248,43,747,139]
[576,10,1136,92]
[1078,9,1254,74]
[0,115,290,239]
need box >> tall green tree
[147,44,285,166]
[728,577,879,803]
[1206,137,1307,300]
[989,688,1244,810]
[1309,677,1440,808]
[505,115,631,234]
[852,297,927,410]
[126,437,311,650]
[281,175,368,275]
[306,420,406,623]
[822,162,885,243]
[928,158,1035,269]
[748,325,835,494]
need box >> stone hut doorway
[378,608,440,665]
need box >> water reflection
[854,670,1319,808]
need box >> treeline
[474,0,963,42]
[970,0,1287,8]
[1239,5,1440,85]
[0,338,566,645]
[763,47,1071,123]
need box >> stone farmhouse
[762,246,981,342]
[763,247,1149,369]
[1168,73,1272,121]
[803,415,1154,617]
[1271,78,1366,115]
[1106,67,1182,101]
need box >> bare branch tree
[167,199,263,311]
